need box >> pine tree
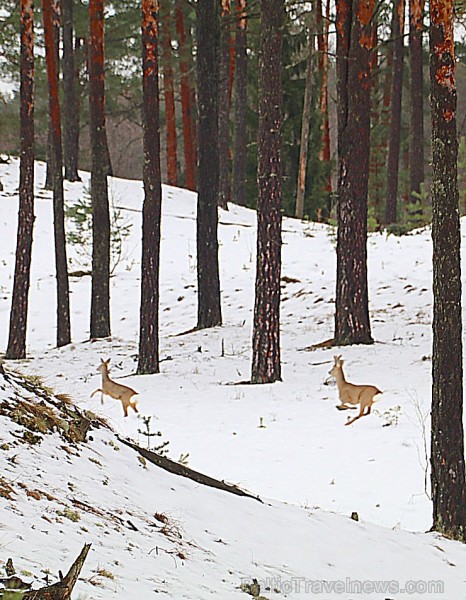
[384,0,405,225]
[295,5,315,220]
[63,0,81,182]
[218,0,233,210]
[430,0,466,541]
[89,0,111,339]
[6,0,35,360]
[409,0,424,199]
[196,0,222,329]
[175,0,196,191]
[138,0,162,375]
[232,0,248,206]
[334,0,374,346]
[42,0,72,348]
[251,0,284,384]
[159,0,177,186]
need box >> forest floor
[0,158,465,598]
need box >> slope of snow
[0,158,466,598]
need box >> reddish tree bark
[89,0,111,338]
[409,0,424,199]
[138,0,162,374]
[175,0,196,191]
[384,0,405,224]
[251,0,284,384]
[42,0,72,348]
[334,0,375,345]
[6,0,35,359]
[160,0,177,186]
[44,0,61,191]
[316,0,331,192]
[430,0,466,541]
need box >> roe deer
[91,358,139,417]
[328,355,382,426]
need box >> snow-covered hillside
[1,158,466,598]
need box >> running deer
[328,355,382,426]
[91,358,139,417]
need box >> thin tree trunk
[196,0,222,329]
[430,0,466,541]
[368,20,382,214]
[251,0,284,384]
[138,0,162,375]
[218,0,233,209]
[316,0,331,192]
[334,0,374,346]
[45,0,60,190]
[89,0,111,339]
[232,0,248,206]
[159,0,177,186]
[295,6,315,220]
[6,0,35,360]
[175,0,196,190]
[409,0,424,199]
[384,0,405,225]
[62,0,80,181]
[42,0,72,348]
[185,18,198,179]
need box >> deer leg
[131,401,139,414]
[345,404,365,426]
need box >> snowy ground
[1,158,465,598]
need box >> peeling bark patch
[442,108,455,122]
[357,0,375,27]
[435,62,455,92]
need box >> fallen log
[118,437,263,503]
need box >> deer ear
[106,358,111,365]
[100,358,105,364]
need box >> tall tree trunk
[384,0,405,225]
[430,0,466,541]
[251,0,284,384]
[138,0,162,375]
[175,0,196,190]
[409,0,424,199]
[316,0,331,193]
[378,7,395,195]
[368,19,382,215]
[232,0,248,206]
[218,0,233,209]
[334,0,374,346]
[295,5,315,220]
[159,0,177,186]
[6,0,35,360]
[89,0,111,339]
[42,0,72,348]
[44,0,60,190]
[196,0,222,329]
[185,17,198,179]
[62,0,80,181]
